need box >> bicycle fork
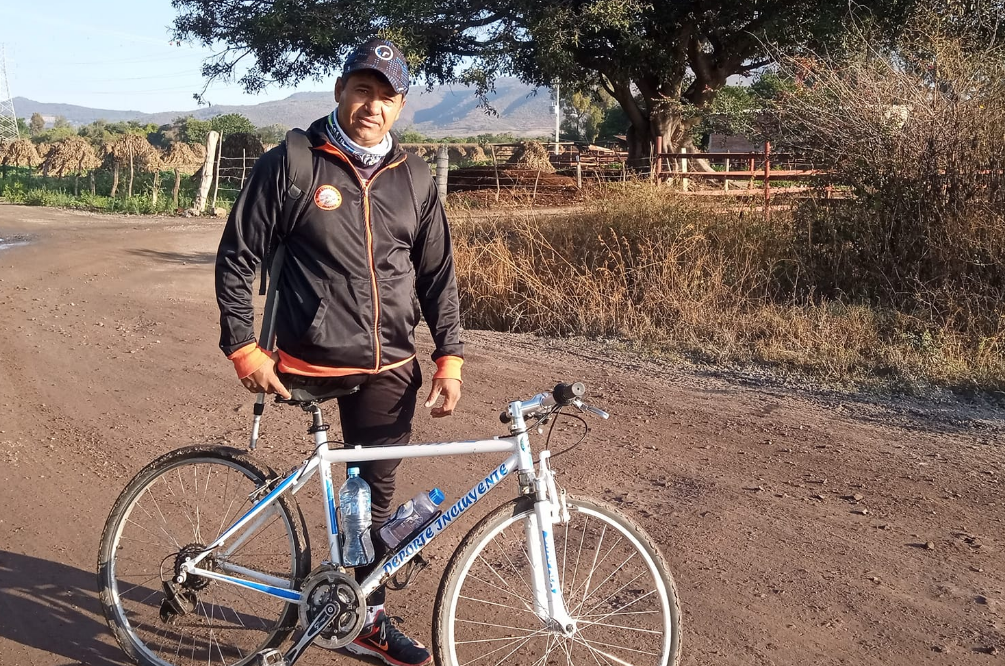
[525,450,578,636]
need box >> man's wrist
[433,355,463,382]
[227,342,273,379]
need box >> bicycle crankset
[298,567,366,650]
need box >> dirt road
[0,203,1002,666]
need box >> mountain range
[12,78,557,138]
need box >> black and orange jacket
[216,116,463,381]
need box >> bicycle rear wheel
[434,495,681,666]
[97,445,310,666]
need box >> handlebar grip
[553,382,585,406]
[500,411,512,424]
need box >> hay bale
[41,137,101,177]
[2,139,41,168]
[507,141,555,172]
[162,142,202,173]
[108,134,155,162]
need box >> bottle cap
[348,467,360,477]
[428,488,445,505]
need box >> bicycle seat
[276,372,364,405]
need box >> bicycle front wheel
[434,495,681,666]
[97,446,310,666]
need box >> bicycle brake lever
[573,399,609,419]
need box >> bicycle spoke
[573,633,662,658]
[441,500,677,666]
[101,452,303,666]
[458,593,537,616]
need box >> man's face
[334,71,406,148]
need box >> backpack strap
[249,129,314,449]
[259,128,315,296]
[402,152,435,223]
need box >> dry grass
[451,184,1004,393]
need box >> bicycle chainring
[298,566,366,649]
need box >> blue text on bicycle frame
[382,461,510,576]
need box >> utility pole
[0,44,20,142]
[553,82,560,155]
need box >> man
[215,38,462,666]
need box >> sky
[0,0,328,115]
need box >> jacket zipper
[350,152,407,371]
[317,142,407,371]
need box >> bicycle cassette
[298,567,366,649]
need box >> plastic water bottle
[379,488,446,549]
[339,467,375,566]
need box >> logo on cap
[314,185,343,211]
[374,45,394,61]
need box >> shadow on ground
[127,248,217,265]
[0,550,127,666]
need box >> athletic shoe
[345,610,433,666]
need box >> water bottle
[379,488,446,549]
[339,467,375,566]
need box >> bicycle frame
[176,393,578,631]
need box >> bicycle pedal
[254,648,287,666]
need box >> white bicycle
[97,381,682,666]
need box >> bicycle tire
[97,445,310,666]
[433,495,682,666]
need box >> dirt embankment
[0,203,1002,666]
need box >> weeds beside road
[452,185,1004,396]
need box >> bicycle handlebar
[499,382,608,424]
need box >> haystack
[507,141,555,172]
[106,134,156,198]
[2,139,41,176]
[162,142,202,208]
[40,137,101,195]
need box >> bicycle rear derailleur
[256,567,365,666]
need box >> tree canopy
[172,0,922,161]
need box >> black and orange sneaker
[345,610,433,666]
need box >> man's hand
[240,352,292,399]
[424,377,461,417]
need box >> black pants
[335,359,421,605]
[282,360,421,604]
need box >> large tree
[172,0,914,164]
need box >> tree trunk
[151,171,160,207]
[624,103,717,176]
[172,169,181,209]
[74,173,79,197]
[111,162,120,197]
[90,172,95,196]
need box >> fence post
[681,146,689,192]
[764,141,771,221]
[575,153,582,189]
[724,157,730,191]
[654,136,663,181]
[240,149,246,188]
[435,144,449,203]
[192,130,219,214]
[211,133,224,211]
[490,144,500,203]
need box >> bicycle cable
[543,407,589,460]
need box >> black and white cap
[342,38,410,95]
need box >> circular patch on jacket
[314,185,343,210]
